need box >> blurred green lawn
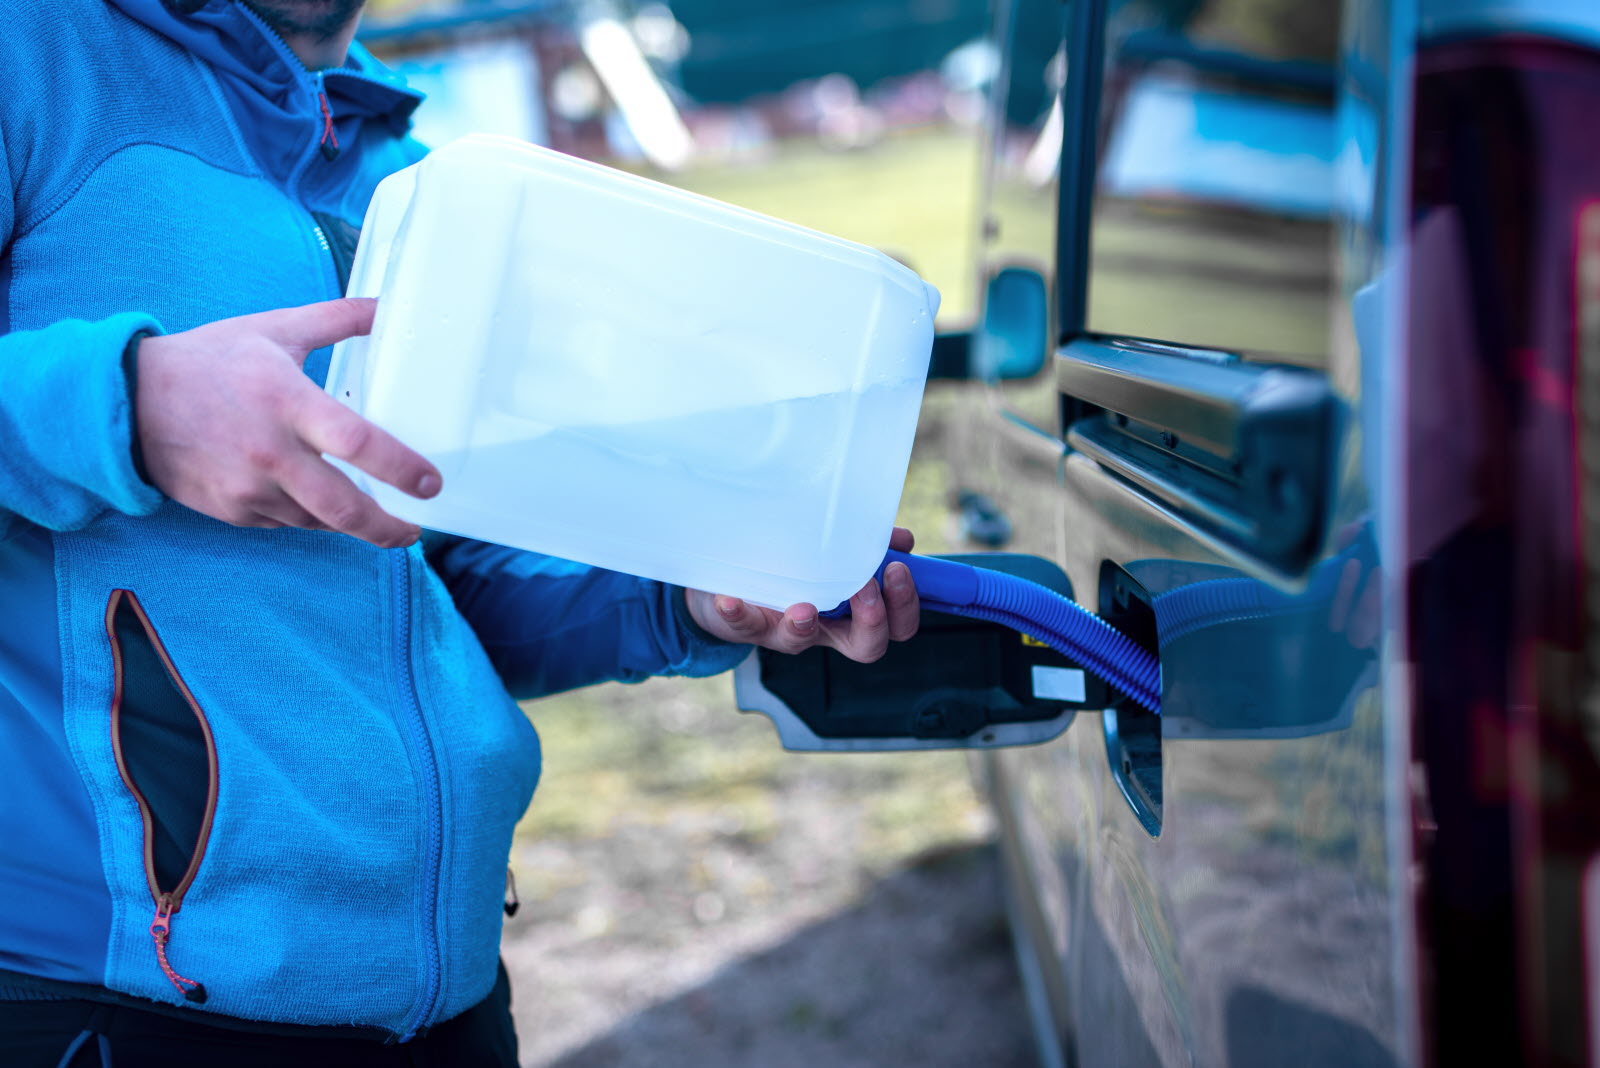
[516,129,989,882]
[636,128,983,324]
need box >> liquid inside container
[326,134,938,609]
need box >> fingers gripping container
[326,134,938,608]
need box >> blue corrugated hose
[833,551,1163,714]
[1151,525,1373,647]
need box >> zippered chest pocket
[106,589,218,1003]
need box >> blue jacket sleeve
[424,534,752,700]
[0,316,167,541]
[0,121,165,541]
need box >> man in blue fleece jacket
[0,1,921,1063]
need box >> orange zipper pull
[150,894,207,1003]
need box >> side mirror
[973,265,1049,380]
[927,266,1050,381]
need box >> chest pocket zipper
[105,589,218,1004]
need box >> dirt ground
[501,672,1039,1068]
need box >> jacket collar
[106,0,423,183]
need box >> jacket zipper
[311,221,336,294]
[235,5,445,1035]
[393,552,446,1039]
[232,3,336,198]
[105,590,217,1004]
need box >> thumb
[256,298,377,363]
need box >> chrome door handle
[1057,338,1340,572]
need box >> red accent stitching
[318,92,339,152]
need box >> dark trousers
[0,962,518,1068]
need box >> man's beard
[241,0,365,40]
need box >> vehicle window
[982,0,1064,288]
[1085,0,1341,368]
[978,0,1066,428]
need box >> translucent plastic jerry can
[326,134,938,609]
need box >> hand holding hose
[685,527,921,663]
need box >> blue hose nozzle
[831,551,1162,714]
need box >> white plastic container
[326,134,938,609]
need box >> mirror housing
[927,266,1050,381]
[974,265,1049,380]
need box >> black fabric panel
[312,211,360,295]
[112,600,210,895]
[122,331,155,485]
[0,962,516,1062]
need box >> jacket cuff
[101,316,165,512]
[122,329,158,486]
[3,313,167,524]
[668,585,753,678]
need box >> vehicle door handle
[1057,338,1340,572]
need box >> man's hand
[686,527,921,663]
[135,297,441,548]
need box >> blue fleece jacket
[0,0,747,1040]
